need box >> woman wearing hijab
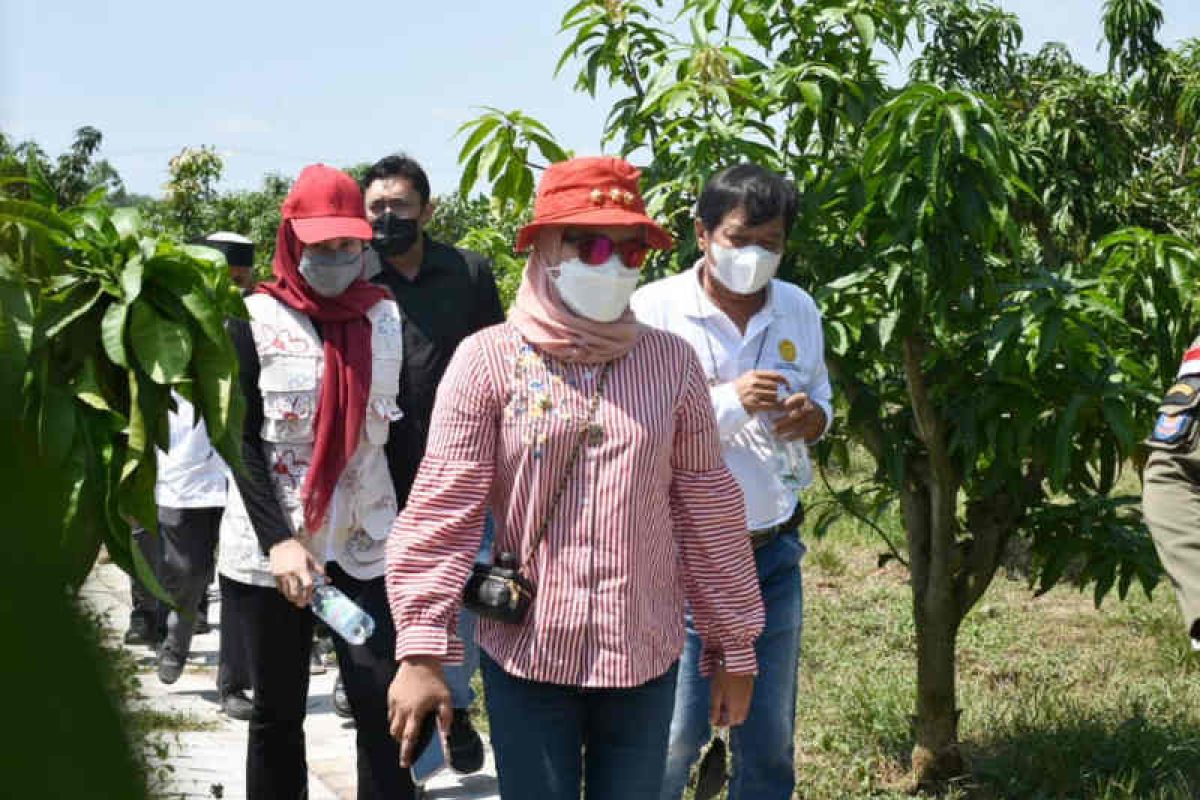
[384,156,765,799]
[221,164,415,799]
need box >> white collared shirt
[155,393,228,509]
[631,262,833,531]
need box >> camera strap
[518,358,615,576]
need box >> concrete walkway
[82,561,500,800]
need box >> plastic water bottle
[310,577,375,645]
[765,382,814,493]
[772,436,813,493]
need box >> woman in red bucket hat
[219,164,418,798]
[384,156,765,798]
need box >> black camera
[461,551,534,624]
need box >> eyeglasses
[563,233,649,268]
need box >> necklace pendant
[586,423,605,446]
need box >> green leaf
[117,450,159,545]
[129,300,192,384]
[0,198,73,238]
[799,81,823,115]
[179,287,226,344]
[121,255,144,303]
[0,280,33,393]
[188,332,239,452]
[39,384,76,468]
[41,283,102,340]
[1052,394,1087,488]
[946,104,968,148]
[879,310,901,348]
[456,116,502,163]
[851,13,876,51]
[72,357,112,413]
[101,302,129,367]
[458,147,484,199]
[111,207,143,239]
[641,64,679,112]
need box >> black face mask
[372,212,420,259]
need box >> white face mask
[709,242,781,295]
[552,255,641,323]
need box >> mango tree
[0,158,246,590]
[456,0,1200,788]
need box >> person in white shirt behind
[154,392,228,686]
[631,163,832,800]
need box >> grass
[465,461,1200,798]
[774,476,1200,800]
[275,439,1199,799]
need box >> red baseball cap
[282,164,372,244]
[516,156,673,252]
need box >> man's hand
[710,667,755,727]
[388,656,454,767]
[268,538,323,608]
[733,370,788,415]
[772,392,826,443]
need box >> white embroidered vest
[218,294,403,586]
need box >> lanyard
[695,283,770,386]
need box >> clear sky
[2,1,1196,198]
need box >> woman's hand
[388,656,454,767]
[268,538,323,608]
[709,667,755,727]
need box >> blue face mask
[298,248,363,297]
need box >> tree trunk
[901,337,968,790]
[911,585,964,790]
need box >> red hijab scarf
[256,205,389,534]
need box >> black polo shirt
[371,235,505,508]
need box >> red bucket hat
[515,156,673,252]
[282,164,373,244]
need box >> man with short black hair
[632,163,832,800]
[364,153,503,774]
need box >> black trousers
[157,506,222,662]
[226,563,414,800]
[131,525,166,638]
[218,575,253,697]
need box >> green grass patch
[780,473,1200,799]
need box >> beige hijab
[508,229,645,364]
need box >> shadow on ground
[959,709,1200,799]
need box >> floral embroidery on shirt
[272,449,309,491]
[261,325,312,355]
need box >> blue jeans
[661,529,805,800]
[481,653,679,800]
[444,514,496,708]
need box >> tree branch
[825,356,887,465]
[955,466,1044,617]
[622,54,661,153]
[817,463,909,569]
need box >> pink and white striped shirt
[385,323,764,688]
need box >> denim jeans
[660,529,805,800]
[482,653,678,800]
[444,514,495,708]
